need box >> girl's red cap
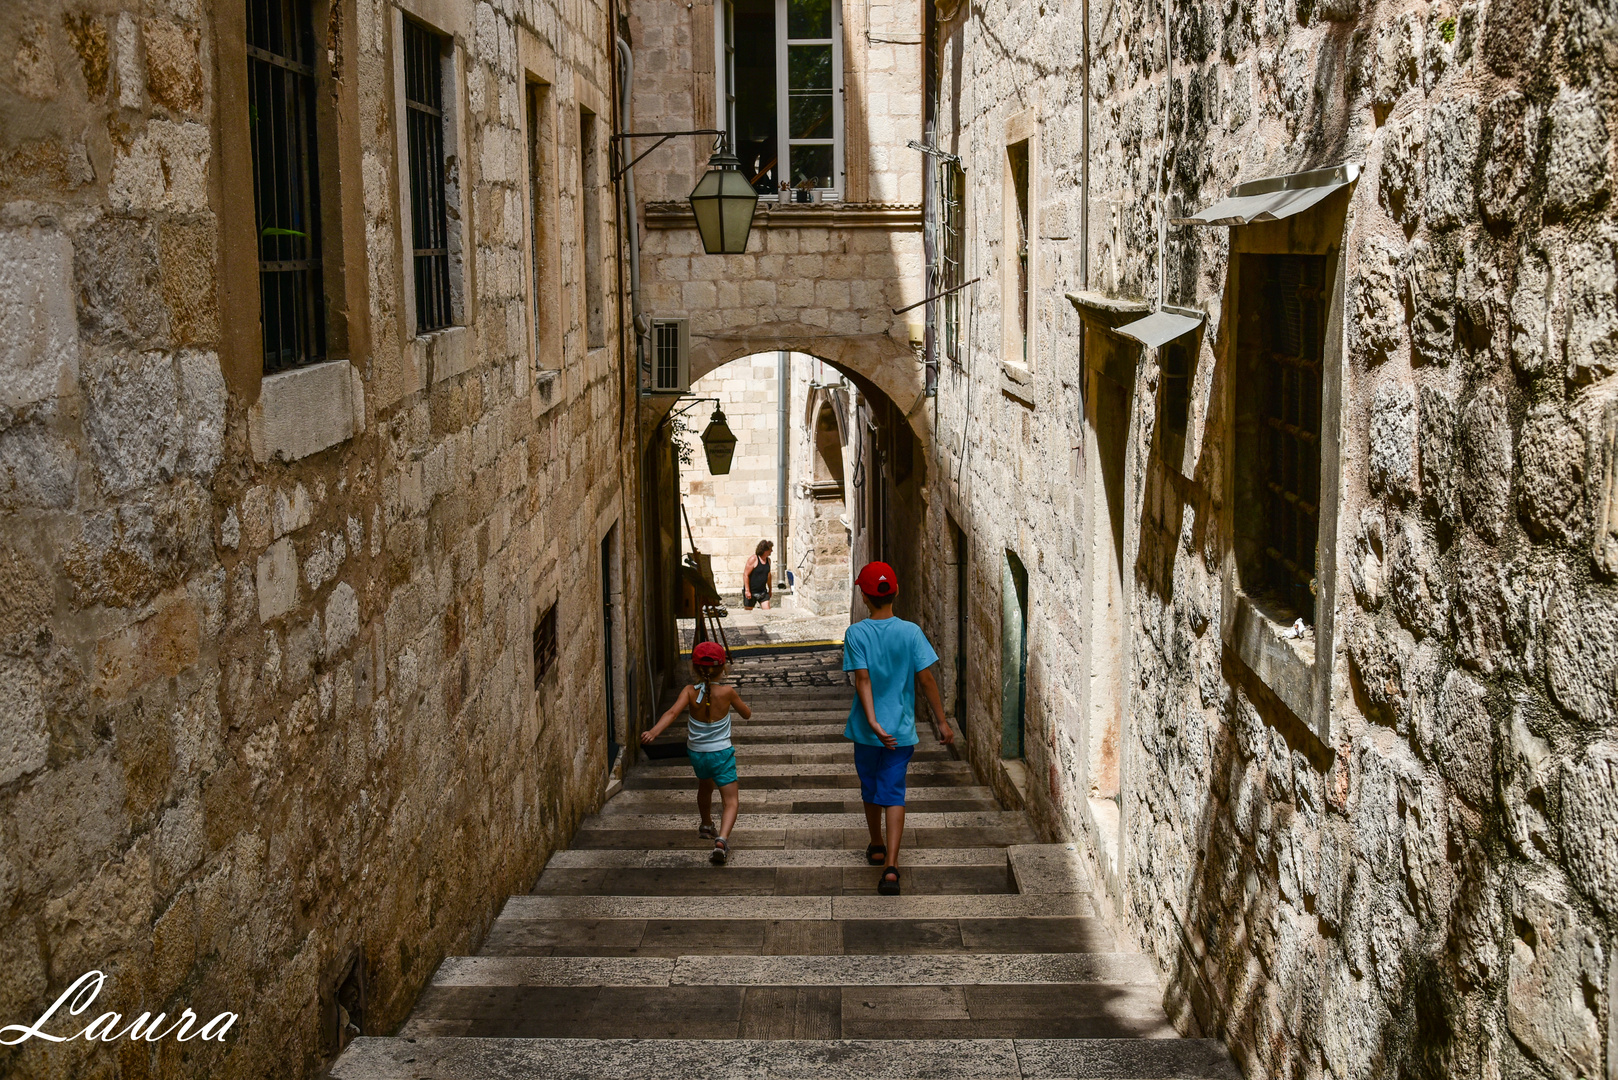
[856,561,898,598]
[692,642,727,666]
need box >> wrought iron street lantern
[687,143,759,255]
[700,407,738,475]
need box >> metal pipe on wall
[777,350,789,589]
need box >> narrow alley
[330,647,1239,1076]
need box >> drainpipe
[777,350,789,589]
[1156,0,1171,309]
[1080,0,1090,291]
[615,38,650,382]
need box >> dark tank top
[748,556,771,594]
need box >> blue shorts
[853,743,915,806]
[688,746,738,786]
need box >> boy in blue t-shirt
[843,561,954,895]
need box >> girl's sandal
[710,838,729,866]
[865,844,887,866]
[699,822,719,840]
[878,866,901,895]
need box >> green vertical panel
[1000,553,1027,759]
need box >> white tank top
[685,682,734,752]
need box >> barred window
[654,322,679,388]
[1256,254,1326,619]
[247,0,326,373]
[1159,337,1192,466]
[939,160,965,365]
[404,20,452,333]
[533,604,558,687]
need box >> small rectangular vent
[649,318,690,393]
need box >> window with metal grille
[1258,254,1326,619]
[525,80,550,366]
[938,159,965,365]
[579,108,605,349]
[247,0,326,373]
[404,20,452,333]
[1007,139,1029,365]
[654,323,680,388]
[533,603,557,687]
[1159,337,1192,466]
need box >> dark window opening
[579,108,605,349]
[1007,139,1029,364]
[1235,253,1327,624]
[533,603,558,687]
[248,0,327,373]
[1158,338,1192,465]
[404,19,452,333]
[731,0,778,194]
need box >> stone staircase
[330,651,1239,1079]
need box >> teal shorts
[688,746,738,786]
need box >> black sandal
[711,838,729,865]
[878,867,901,895]
[865,844,887,866]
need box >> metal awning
[1175,163,1360,226]
[1114,308,1202,348]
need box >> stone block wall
[924,0,1618,1076]
[0,1,638,1078]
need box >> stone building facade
[917,0,1618,1076]
[0,0,641,1077]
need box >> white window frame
[715,0,844,197]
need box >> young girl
[641,641,751,864]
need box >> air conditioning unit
[648,317,690,394]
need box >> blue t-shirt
[842,616,940,746]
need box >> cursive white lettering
[0,972,106,1045]
[197,1013,238,1042]
[162,1009,199,1042]
[116,1012,167,1041]
[81,1012,122,1042]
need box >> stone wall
[0,1,638,1077]
[924,0,1618,1077]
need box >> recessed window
[533,603,558,687]
[720,0,843,196]
[939,160,966,365]
[1158,337,1192,465]
[1006,138,1030,365]
[403,19,452,334]
[579,108,605,349]
[1235,253,1328,623]
[525,80,554,369]
[247,0,327,373]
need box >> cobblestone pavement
[331,646,1240,1079]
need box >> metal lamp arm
[611,130,728,182]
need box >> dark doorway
[1000,550,1028,759]
[601,531,618,772]
[951,517,969,729]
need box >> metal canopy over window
[248,0,326,373]
[1113,308,1202,349]
[1175,163,1359,227]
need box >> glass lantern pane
[787,0,832,39]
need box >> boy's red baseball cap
[856,561,899,598]
[692,641,727,666]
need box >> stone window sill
[533,368,564,417]
[249,359,362,463]
[418,325,471,384]
[1220,584,1317,730]
[1000,360,1034,406]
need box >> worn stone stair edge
[329,1037,1241,1080]
[602,786,998,806]
[629,760,974,777]
[580,810,1026,830]
[498,894,1092,921]
[429,952,1160,987]
[545,847,1008,869]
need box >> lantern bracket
[654,395,721,424]
[611,129,728,182]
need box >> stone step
[568,825,1042,850]
[332,1036,1242,1079]
[428,952,1159,987]
[481,915,1116,957]
[500,894,1091,921]
[639,746,958,765]
[531,864,1014,897]
[580,810,1025,832]
[545,847,1008,869]
[602,785,999,808]
[396,983,1178,1039]
[623,769,982,792]
[628,759,975,780]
